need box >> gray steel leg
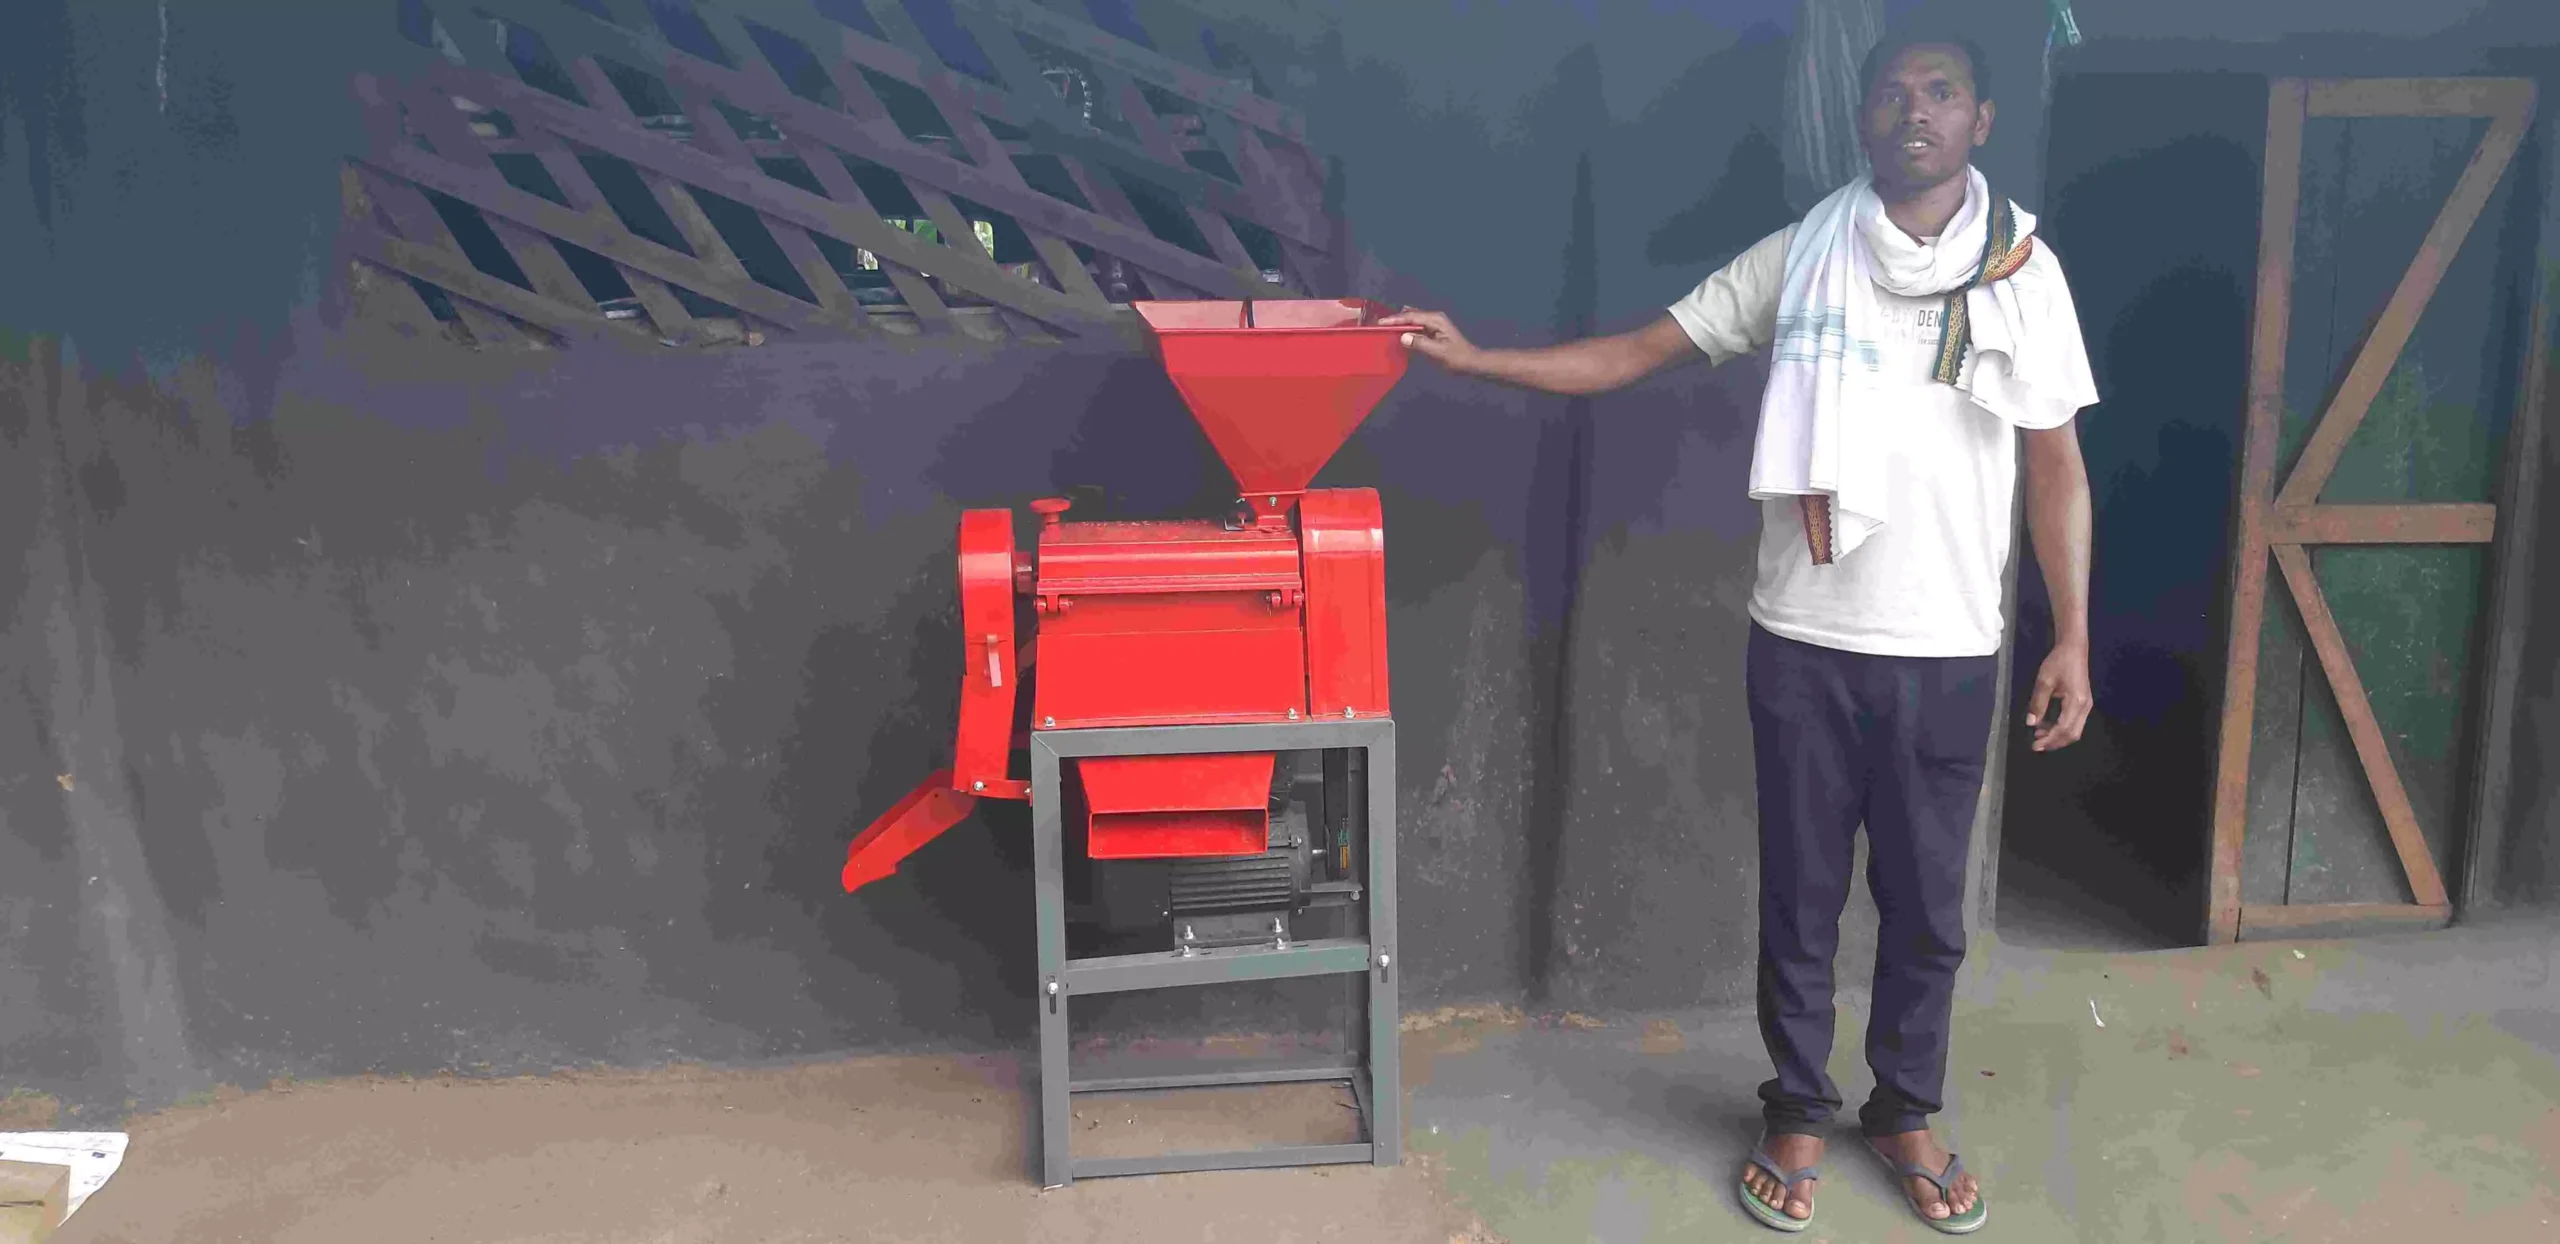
[1364,727,1401,1164]
[1032,738,1070,1188]
[1024,720,1399,1184]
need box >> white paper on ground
[0,1132,129,1220]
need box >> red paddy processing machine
[838,298,1412,1188]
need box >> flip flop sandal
[1737,1144,1820,1233]
[1865,1140,1988,1235]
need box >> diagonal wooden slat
[671,69,876,331]
[1223,119,1324,247]
[1096,67,1261,274]
[484,0,1327,255]
[782,133,959,332]
[339,165,455,341]
[414,18,706,343]
[682,6,962,331]
[560,55,785,337]
[351,163,537,347]
[2209,78,2308,945]
[360,138,860,335]
[458,1,1267,300]
[349,223,637,345]
[426,60,1118,331]
[385,77,623,326]
[2274,86,2535,507]
[2271,543,2450,907]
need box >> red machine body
[843,299,1406,890]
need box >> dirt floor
[42,1055,1499,1244]
[33,914,2560,1244]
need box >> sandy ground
[44,1056,1499,1244]
[29,916,2560,1243]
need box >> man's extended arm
[2022,421,2094,751]
[1375,311,1700,396]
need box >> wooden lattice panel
[344,0,1338,348]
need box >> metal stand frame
[1029,719,1399,1187]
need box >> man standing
[1382,34,2096,1234]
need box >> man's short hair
[1858,34,1994,105]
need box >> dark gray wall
[7,0,2560,1124]
[0,0,1858,1118]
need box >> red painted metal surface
[1080,753,1274,859]
[956,508,1028,800]
[1299,487,1392,719]
[1032,516,1310,728]
[1034,518,1302,597]
[841,770,980,890]
[1133,298,1412,524]
[843,297,1415,885]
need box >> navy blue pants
[1745,623,1996,1139]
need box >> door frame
[2206,76,2546,945]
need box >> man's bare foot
[1868,1128,1979,1220]
[1742,1132,1823,1221]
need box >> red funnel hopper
[1133,299,1413,514]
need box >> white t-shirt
[1668,223,2063,659]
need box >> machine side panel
[1037,619,1309,726]
[1299,488,1391,718]
[955,508,1024,796]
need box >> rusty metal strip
[2275,86,2536,507]
[2210,78,2308,946]
[2306,78,2532,119]
[2265,503,2497,545]
[2236,901,2451,936]
[2271,543,2451,907]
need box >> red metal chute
[1079,753,1275,859]
[841,770,980,891]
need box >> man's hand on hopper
[1378,308,1480,372]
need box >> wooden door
[2208,78,2546,944]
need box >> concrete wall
[7,0,2560,1123]
[0,0,1882,1118]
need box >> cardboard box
[0,1158,69,1244]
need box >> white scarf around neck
[1751,166,2098,564]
